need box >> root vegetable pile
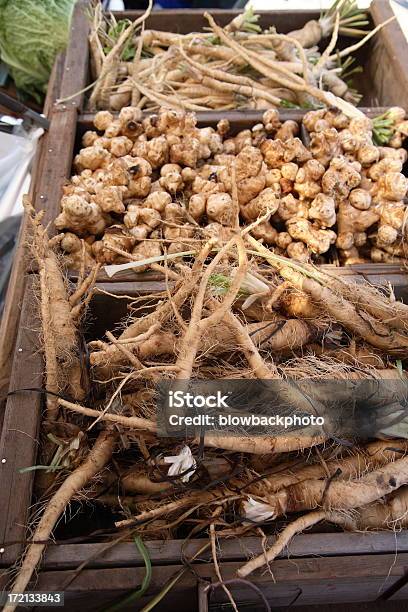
[7,213,408,608]
[56,105,408,269]
[86,1,393,113]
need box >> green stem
[105,536,152,611]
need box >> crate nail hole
[0,548,4,554]
[1,458,6,464]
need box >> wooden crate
[2,2,408,608]
[0,52,66,433]
[41,102,408,290]
[22,1,406,288]
[76,0,408,113]
[2,280,408,610]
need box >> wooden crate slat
[0,52,65,432]
[16,553,408,610]
[110,8,322,32]
[32,106,78,230]
[78,107,389,131]
[369,0,408,107]
[40,531,408,570]
[90,263,408,301]
[0,277,43,566]
[59,0,90,110]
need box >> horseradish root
[11,210,408,605]
[87,2,391,112]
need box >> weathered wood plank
[78,107,388,131]
[24,553,408,610]
[32,106,78,230]
[89,263,408,302]
[41,531,408,570]
[0,277,43,566]
[0,52,65,432]
[110,8,322,32]
[369,0,408,107]
[59,0,90,110]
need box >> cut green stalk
[103,19,136,60]
[321,0,369,38]
[246,247,325,284]
[140,570,185,612]
[396,360,404,377]
[140,542,210,612]
[372,110,398,145]
[209,273,233,294]
[105,536,152,611]
[19,465,64,474]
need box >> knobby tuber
[56,106,408,271]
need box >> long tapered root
[4,431,117,612]
[238,510,327,577]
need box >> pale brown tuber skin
[189,193,207,222]
[275,120,299,141]
[144,191,171,213]
[82,131,99,147]
[206,192,234,226]
[336,201,380,255]
[368,158,403,181]
[124,205,162,239]
[59,233,95,269]
[276,193,308,222]
[93,185,126,214]
[131,240,162,272]
[321,156,361,200]
[94,110,114,132]
[110,136,133,157]
[310,128,343,167]
[261,137,311,168]
[241,188,280,222]
[294,159,325,200]
[286,240,310,261]
[262,109,281,133]
[349,188,371,210]
[372,172,408,202]
[250,221,278,245]
[92,226,135,264]
[74,146,111,172]
[287,218,336,255]
[308,193,336,228]
[56,195,110,236]
[57,106,408,268]
[159,163,184,193]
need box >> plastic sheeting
[0,122,43,222]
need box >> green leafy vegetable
[0,0,75,102]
